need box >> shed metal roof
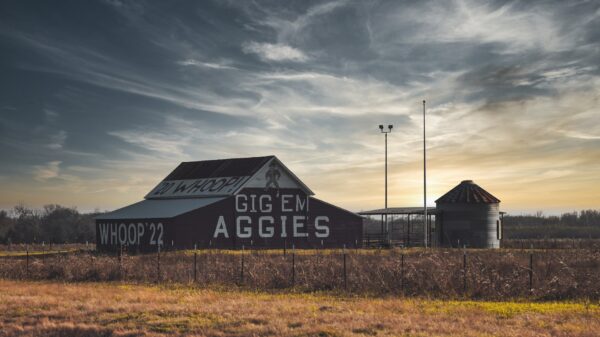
[96,197,226,220]
[358,207,439,216]
[435,180,500,204]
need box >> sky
[0,0,599,215]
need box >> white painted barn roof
[97,197,225,220]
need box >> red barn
[96,156,363,251]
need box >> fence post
[291,244,295,286]
[343,244,347,290]
[193,244,197,283]
[240,245,245,285]
[118,245,123,279]
[400,253,405,293]
[26,245,29,279]
[156,245,161,284]
[529,250,533,292]
[463,245,467,294]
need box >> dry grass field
[2,247,600,300]
[0,280,599,337]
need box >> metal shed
[96,156,363,251]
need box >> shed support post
[407,215,411,247]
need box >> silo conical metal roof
[435,180,500,204]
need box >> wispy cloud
[33,161,61,181]
[242,41,308,62]
[107,129,190,158]
[176,59,238,70]
[45,130,67,150]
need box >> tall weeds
[1,248,599,300]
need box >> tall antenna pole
[423,100,427,248]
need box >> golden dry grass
[0,280,599,337]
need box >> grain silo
[435,180,501,248]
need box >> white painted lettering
[296,195,308,212]
[99,223,109,244]
[293,216,308,237]
[236,216,252,238]
[250,194,257,212]
[137,223,145,244]
[150,223,156,245]
[128,223,137,245]
[258,216,274,238]
[235,194,248,212]
[213,216,229,238]
[118,223,127,245]
[259,195,272,212]
[156,223,164,245]
[281,194,293,212]
[280,216,288,238]
[110,223,118,245]
[314,216,330,238]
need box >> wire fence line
[1,247,599,301]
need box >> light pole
[379,124,393,244]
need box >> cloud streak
[242,42,308,62]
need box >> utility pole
[423,100,428,248]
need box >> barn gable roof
[164,156,273,180]
[144,155,313,199]
[435,180,500,204]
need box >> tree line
[503,210,600,239]
[503,210,600,227]
[0,204,96,244]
